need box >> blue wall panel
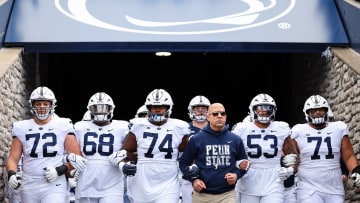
[4,0,349,53]
[0,0,14,48]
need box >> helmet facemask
[89,104,113,123]
[305,108,328,125]
[189,106,208,122]
[147,105,171,123]
[253,105,275,124]
[31,101,55,120]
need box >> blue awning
[4,0,349,53]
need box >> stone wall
[0,48,37,203]
[322,52,360,203]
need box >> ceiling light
[155,52,172,56]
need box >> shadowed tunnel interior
[40,52,293,127]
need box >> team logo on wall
[55,0,295,35]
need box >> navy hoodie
[179,123,248,194]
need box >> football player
[180,95,210,203]
[232,93,298,203]
[292,95,360,203]
[74,92,129,203]
[110,89,190,203]
[6,86,85,203]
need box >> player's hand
[8,171,21,190]
[109,150,127,166]
[119,161,136,176]
[70,169,80,180]
[68,178,77,188]
[66,153,87,172]
[352,173,360,187]
[351,166,360,187]
[236,159,250,171]
[282,154,297,167]
[44,167,59,182]
[278,167,294,181]
[69,169,79,188]
[342,174,348,184]
[186,164,199,179]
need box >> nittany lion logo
[55,0,295,35]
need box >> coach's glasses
[211,111,226,116]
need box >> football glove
[278,167,294,181]
[236,159,250,171]
[109,150,127,166]
[65,153,87,172]
[119,161,137,176]
[185,164,199,179]
[69,169,79,188]
[44,165,68,183]
[8,170,21,190]
[351,165,360,187]
[282,154,297,167]
[44,167,58,182]
[70,169,80,180]
[68,177,77,189]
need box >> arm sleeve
[341,158,349,176]
[178,138,196,181]
[234,138,249,179]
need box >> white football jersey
[232,121,291,196]
[74,120,129,198]
[12,116,74,189]
[127,118,190,202]
[291,121,348,195]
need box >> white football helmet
[87,92,115,123]
[82,110,92,121]
[145,89,173,122]
[188,95,210,122]
[29,86,57,120]
[303,95,329,125]
[249,93,277,123]
[242,115,253,123]
[135,105,148,118]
